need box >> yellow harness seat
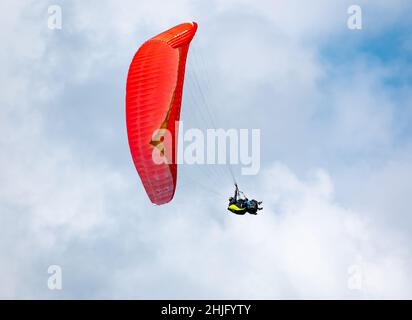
[227,203,247,215]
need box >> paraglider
[126,22,263,214]
[227,184,263,215]
[126,22,197,205]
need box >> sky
[0,0,412,299]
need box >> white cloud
[0,0,411,299]
[106,164,412,299]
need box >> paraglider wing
[126,22,197,205]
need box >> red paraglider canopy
[126,22,197,205]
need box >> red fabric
[126,22,197,205]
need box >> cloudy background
[1,0,412,299]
